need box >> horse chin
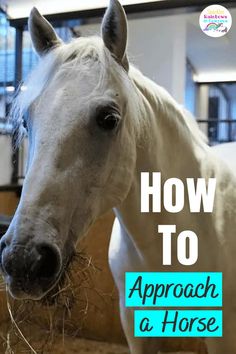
[7,282,50,301]
[6,271,63,301]
[8,288,46,301]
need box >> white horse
[1,1,236,353]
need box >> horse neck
[131,67,208,178]
[114,67,211,257]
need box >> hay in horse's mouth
[4,249,97,353]
[40,250,95,305]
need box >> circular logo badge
[199,5,232,37]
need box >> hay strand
[6,288,38,354]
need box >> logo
[199,5,232,37]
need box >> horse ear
[101,0,129,71]
[28,7,62,57]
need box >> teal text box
[134,310,222,337]
[126,272,222,307]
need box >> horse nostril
[32,243,61,280]
[0,239,7,255]
[0,239,7,270]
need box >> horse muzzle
[0,240,62,300]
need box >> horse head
[0,0,139,300]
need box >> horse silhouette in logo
[204,22,226,32]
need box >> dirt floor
[49,338,196,354]
[0,325,197,354]
[1,333,197,354]
[48,337,129,354]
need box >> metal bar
[197,119,236,123]
[14,28,23,86]
[11,27,23,185]
[9,0,236,28]
[229,119,232,141]
[197,80,236,85]
[0,81,14,87]
[197,119,236,144]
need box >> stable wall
[80,12,187,104]
[0,136,12,186]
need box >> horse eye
[96,111,120,131]
[22,117,28,131]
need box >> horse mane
[129,66,208,148]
